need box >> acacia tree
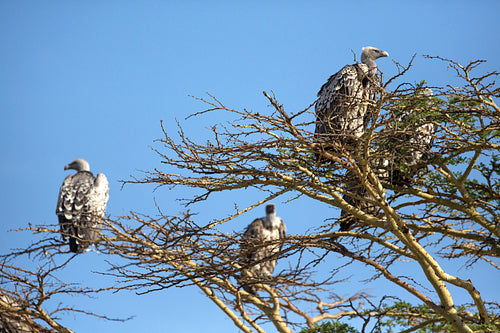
[1,56,499,333]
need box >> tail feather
[69,236,87,253]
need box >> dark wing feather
[241,218,265,269]
[240,218,265,294]
[278,219,286,239]
[242,218,265,241]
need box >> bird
[339,88,436,231]
[314,46,389,157]
[312,47,389,231]
[56,158,109,253]
[239,203,286,294]
[384,87,436,184]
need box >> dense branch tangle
[0,247,125,333]
[125,57,500,332]
[97,213,369,333]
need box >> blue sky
[1,1,499,332]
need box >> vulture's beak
[381,51,389,58]
[64,164,70,170]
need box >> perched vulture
[313,46,389,231]
[385,88,436,184]
[56,158,109,253]
[240,203,286,294]
[339,88,436,231]
[314,46,389,156]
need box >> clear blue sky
[1,1,499,332]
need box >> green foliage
[300,301,500,333]
[377,302,500,333]
[300,321,360,333]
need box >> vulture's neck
[363,59,378,76]
[265,213,281,229]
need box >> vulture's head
[265,203,276,216]
[64,158,90,172]
[361,47,389,74]
[422,88,433,106]
[423,88,433,97]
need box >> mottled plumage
[385,88,436,184]
[0,294,35,333]
[56,159,109,253]
[339,88,436,231]
[240,203,286,294]
[316,47,389,231]
[314,47,389,154]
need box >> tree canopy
[1,56,499,333]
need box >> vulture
[313,46,389,231]
[385,88,436,184]
[240,203,286,294]
[56,158,109,253]
[339,88,436,231]
[314,46,389,156]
